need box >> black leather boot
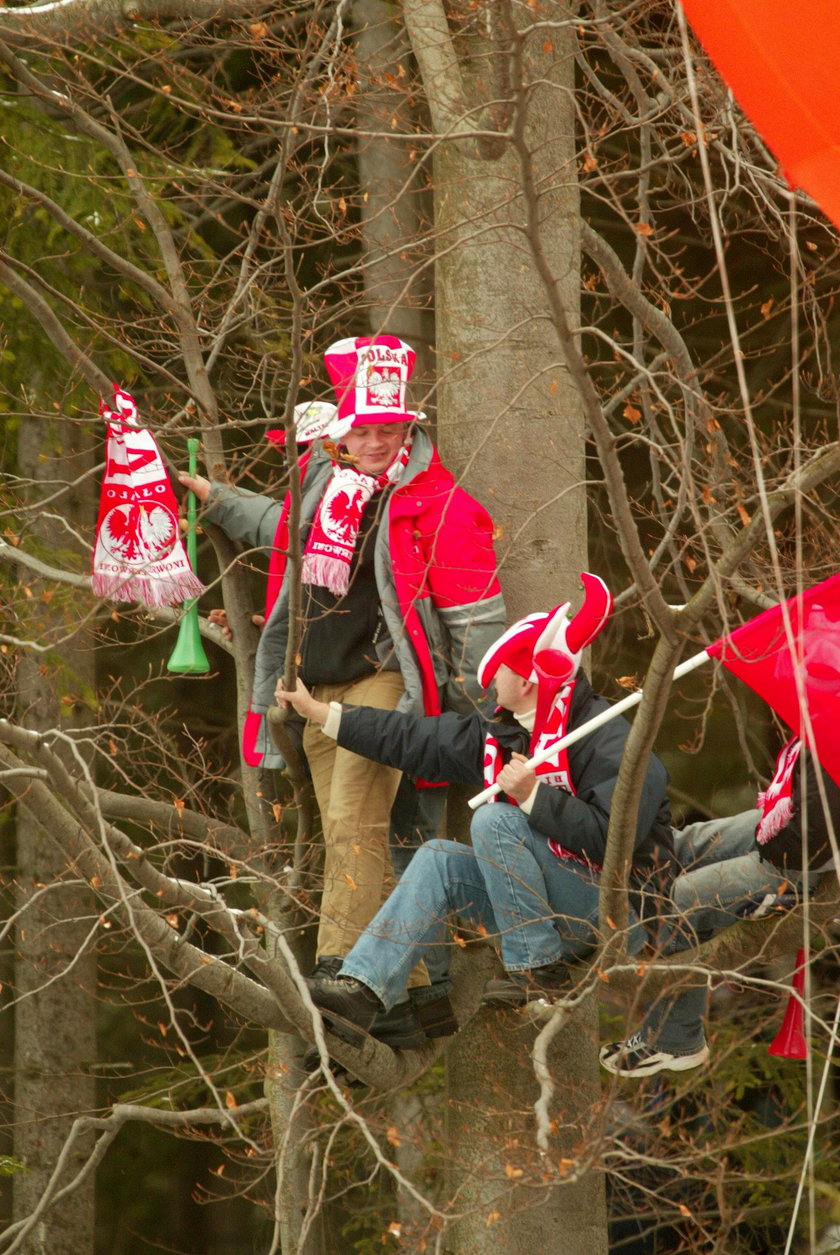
[409,983,459,1038]
[307,975,383,1046]
[482,961,571,1008]
[310,954,343,980]
[370,1001,427,1050]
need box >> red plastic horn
[768,948,808,1059]
[564,572,613,657]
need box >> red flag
[707,573,840,786]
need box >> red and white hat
[478,573,613,697]
[531,573,613,734]
[477,612,550,689]
[531,573,613,688]
[323,335,417,438]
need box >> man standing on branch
[275,575,676,1048]
[179,335,505,1045]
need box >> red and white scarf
[482,683,598,868]
[301,441,411,595]
[756,735,802,844]
[92,388,205,608]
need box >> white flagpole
[467,647,714,809]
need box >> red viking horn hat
[564,571,614,658]
[532,573,613,737]
[477,612,549,690]
[477,573,613,704]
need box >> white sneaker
[600,1032,710,1077]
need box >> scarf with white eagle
[92,387,205,607]
[301,440,411,595]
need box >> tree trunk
[431,4,585,610]
[412,4,606,1251]
[265,1029,325,1255]
[352,0,435,394]
[0,806,14,1227]
[445,999,605,1255]
[12,410,98,1255]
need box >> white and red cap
[323,334,418,438]
[265,400,338,448]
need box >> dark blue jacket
[336,671,675,879]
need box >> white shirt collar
[514,706,536,734]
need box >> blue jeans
[642,810,810,1053]
[341,803,645,1010]
[389,779,450,984]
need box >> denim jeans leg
[641,985,709,1054]
[468,803,602,972]
[673,809,761,871]
[641,846,802,1052]
[388,781,451,984]
[339,839,497,1010]
[669,848,800,945]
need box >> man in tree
[275,573,676,1047]
[601,738,840,1078]
[180,333,505,1048]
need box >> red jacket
[205,430,505,768]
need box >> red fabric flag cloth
[680,0,840,232]
[91,387,205,608]
[707,573,840,786]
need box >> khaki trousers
[304,670,405,961]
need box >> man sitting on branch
[601,737,840,1077]
[275,573,677,1048]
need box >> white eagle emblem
[365,366,402,409]
[100,502,177,566]
[321,486,366,544]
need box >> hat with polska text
[324,335,421,438]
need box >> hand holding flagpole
[468,649,716,809]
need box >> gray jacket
[205,428,506,767]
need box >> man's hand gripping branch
[275,678,330,727]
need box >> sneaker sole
[601,1045,710,1077]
